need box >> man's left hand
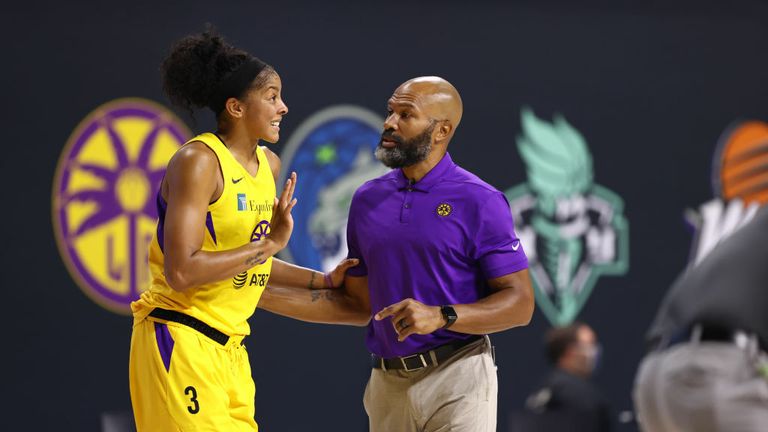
[327,258,359,288]
[374,298,446,342]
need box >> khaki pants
[634,342,768,432]
[364,336,497,432]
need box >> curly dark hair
[160,27,275,116]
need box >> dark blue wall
[5,0,768,430]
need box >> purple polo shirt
[346,153,528,358]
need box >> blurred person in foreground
[634,206,768,431]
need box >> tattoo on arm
[310,289,341,303]
[245,252,264,267]
[308,271,340,302]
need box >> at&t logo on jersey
[685,120,768,266]
[52,98,190,314]
[278,106,388,271]
[505,108,629,326]
[232,272,269,289]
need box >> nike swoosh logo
[232,177,244,184]
[511,241,521,251]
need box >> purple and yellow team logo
[250,220,271,265]
[52,99,190,314]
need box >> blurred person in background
[521,322,612,432]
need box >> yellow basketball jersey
[132,132,275,336]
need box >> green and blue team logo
[505,108,629,326]
[278,106,388,271]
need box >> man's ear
[435,121,453,141]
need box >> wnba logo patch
[685,120,768,265]
[278,105,388,271]
[52,98,190,314]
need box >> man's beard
[375,121,435,168]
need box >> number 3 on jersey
[185,386,200,414]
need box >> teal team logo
[505,108,629,326]
[52,98,190,314]
[279,106,388,271]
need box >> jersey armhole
[187,139,227,209]
[208,149,226,207]
[259,145,279,184]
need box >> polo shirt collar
[396,152,455,192]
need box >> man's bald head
[377,76,463,169]
[393,76,463,137]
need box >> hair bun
[160,27,248,113]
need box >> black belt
[149,308,231,346]
[372,335,484,372]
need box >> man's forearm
[448,269,535,334]
[374,270,534,342]
[449,287,534,334]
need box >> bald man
[260,77,534,431]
